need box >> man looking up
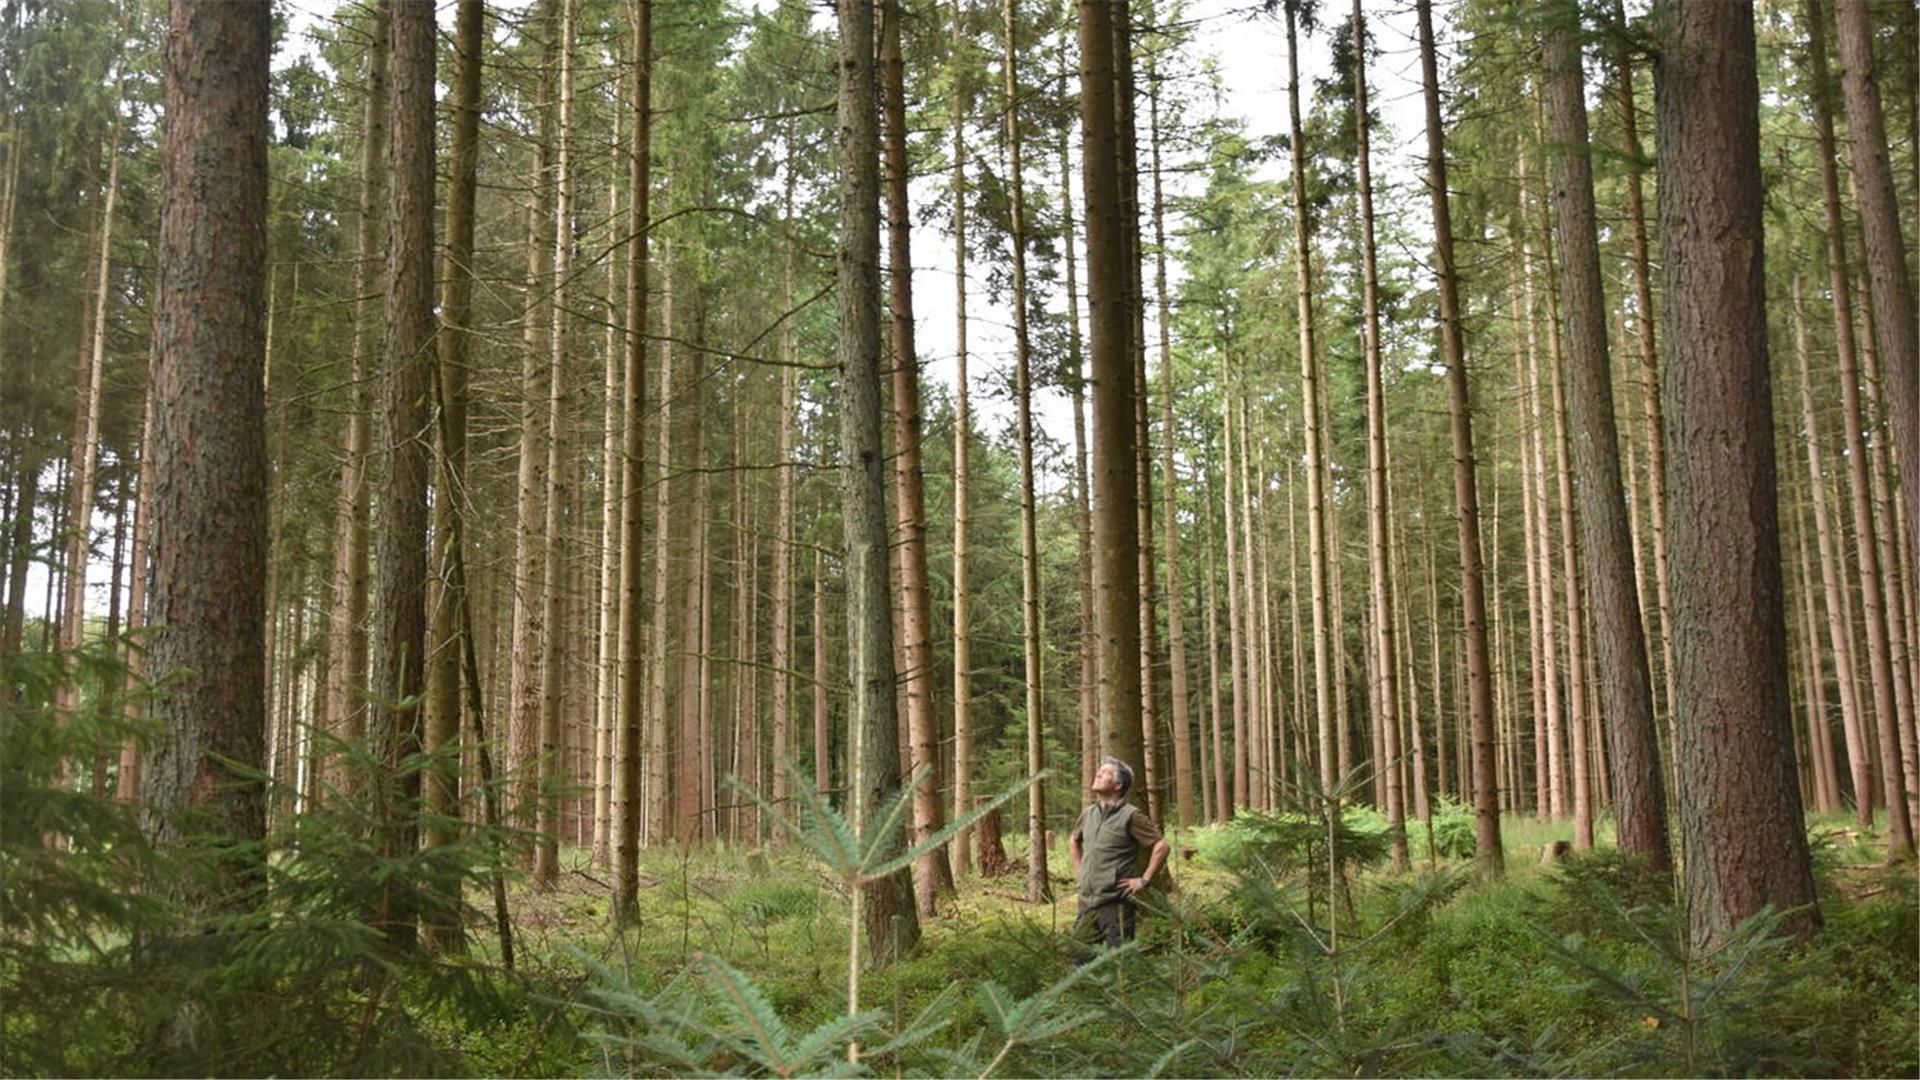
[1068,757,1170,950]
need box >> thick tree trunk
[144,0,271,910]
[1653,0,1819,946]
[1416,0,1502,876]
[837,0,919,967]
[1542,8,1670,871]
[368,0,436,948]
[1079,0,1143,774]
[768,140,796,845]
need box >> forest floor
[455,809,1918,1078]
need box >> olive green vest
[1076,801,1143,905]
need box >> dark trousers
[1072,897,1137,952]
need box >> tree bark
[1416,0,1502,876]
[836,0,918,966]
[144,0,271,909]
[878,0,954,910]
[1080,0,1143,774]
[534,0,577,889]
[950,0,976,878]
[1652,0,1818,946]
[611,0,649,865]
[1542,7,1670,871]
[368,0,436,948]
[422,0,483,951]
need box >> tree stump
[975,803,1011,877]
[1540,840,1571,865]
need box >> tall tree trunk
[837,0,919,967]
[368,0,436,948]
[114,392,152,802]
[1002,0,1050,904]
[1794,276,1870,822]
[1351,0,1406,870]
[1079,0,1143,773]
[949,0,976,878]
[1653,0,1818,945]
[1204,464,1228,821]
[768,132,797,844]
[1805,0,1913,858]
[1283,3,1334,806]
[647,253,676,845]
[814,547,830,799]
[1222,379,1248,809]
[144,0,270,911]
[325,0,388,799]
[1147,42,1195,832]
[1542,7,1670,871]
[1833,0,1920,589]
[1057,57,1098,798]
[1610,0,1676,736]
[534,0,576,889]
[424,0,482,953]
[58,102,120,727]
[508,2,557,828]
[613,0,651,912]
[1416,0,1502,876]
[878,0,954,909]
[1537,197,1594,847]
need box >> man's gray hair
[1101,756,1134,796]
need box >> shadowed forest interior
[1,0,1917,1075]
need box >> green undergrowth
[5,646,1915,1076]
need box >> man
[1068,757,1171,949]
